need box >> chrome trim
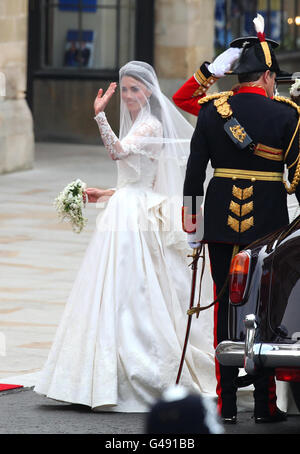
[244,314,258,374]
[215,341,300,368]
[215,341,245,366]
[256,343,300,367]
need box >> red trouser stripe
[213,282,222,414]
[268,375,277,416]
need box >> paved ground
[0,141,116,384]
[0,387,145,435]
[0,142,299,437]
[0,387,299,435]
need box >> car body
[215,212,300,410]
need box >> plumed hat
[228,14,289,80]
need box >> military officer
[181,15,300,423]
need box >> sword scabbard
[175,247,201,385]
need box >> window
[41,0,137,70]
[215,0,300,53]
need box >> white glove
[187,232,202,249]
[188,240,202,249]
[208,47,242,78]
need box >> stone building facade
[0,0,34,174]
[1,0,299,174]
[27,0,215,147]
[155,0,215,124]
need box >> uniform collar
[233,85,268,97]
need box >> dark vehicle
[215,214,300,411]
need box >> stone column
[154,0,216,119]
[0,0,34,174]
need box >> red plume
[253,14,266,42]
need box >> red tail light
[276,368,300,382]
[229,251,250,304]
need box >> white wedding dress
[34,111,217,412]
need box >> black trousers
[208,242,277,417]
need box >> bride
[34,61,216,412]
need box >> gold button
[232,176,237,180]
[251,177,256,182]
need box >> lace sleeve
[94,111,161,160]
[94,112,124,160]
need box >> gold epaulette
[198,91,234,105]
[273,95,300,114]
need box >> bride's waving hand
[94,82,117,115]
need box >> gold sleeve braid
[193,69,219,97]
[274,96,300,194]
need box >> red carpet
[0,384,23,392]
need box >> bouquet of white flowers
[54,179,88,233]
[290,78,300,98]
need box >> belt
[213,168,283,182]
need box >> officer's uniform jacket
[172,63,219,116]
[183,86,300,246]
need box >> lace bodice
[95,112,163,190]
